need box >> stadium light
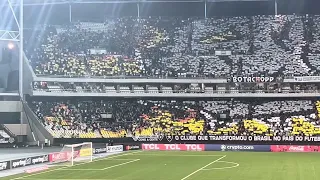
[8,42,14,49]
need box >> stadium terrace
[1,0,320,180]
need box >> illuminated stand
[0,0,278,142]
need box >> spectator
[26,15,320,78]
[30,99,320,138]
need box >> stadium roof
[7,0,271,6]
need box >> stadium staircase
[0,124,16,147]
[22,101,54,145]
[0,124,15,138]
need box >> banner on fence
[107,145,123,153]
[12,154,49,169]
[49,152,68,163]
[133,135,320,143]
[93,147,107,154]
[0,161,10,171]
[126,145,140,151]
[132,135,160,142]
[142,144,205,151]
[49,151,79,163]
[270,145,320,152]
[80,148,93,157]
[89,48,107,55]
[205,144,271,152]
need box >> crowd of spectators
[24,14,320,140]
[30,99,320,138]
[24,15,320,78]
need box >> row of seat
[30,99,320,138]
[25,15,320,78]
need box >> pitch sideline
[180,155,227,180]
[21,179,117,180]
[12,151,143,180]
[201,160,240,170]
[126,153,224,157]
[58,159,141,171]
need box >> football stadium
[1,0,320,180]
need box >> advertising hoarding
[205,144,271,152]
[107,145,123,153]
[0,161,10,171]
[126,145,140,151]
[142,144,205,151]
[11,155,49,169]
[270,145,320,152]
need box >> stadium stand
[24,15,320,78]
[32,81,320,94]
[22,14,320,140]
[29,99,320,138]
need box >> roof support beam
[0,0,20,41]
[0,30,20,41]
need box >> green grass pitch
[2,150,320,180]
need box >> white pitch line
[202,161,240,170]
[22,179,117,180]
[12,151,143,180]
[127,154,224,157]
[58,169,103,171]
[101,159,140,170]
[180,155,226,180]
[105,158,140,161]
[59,159,140,171]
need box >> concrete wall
[0,101,22,112]
[3,124,27,135]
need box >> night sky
[12,0,320,26]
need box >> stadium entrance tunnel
[202,161,239,170]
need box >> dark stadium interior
[17,0,320,25]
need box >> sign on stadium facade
[293,76,320,82]
[215,50,232,56]
[231,76,276,83]
[132,135,160,142]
